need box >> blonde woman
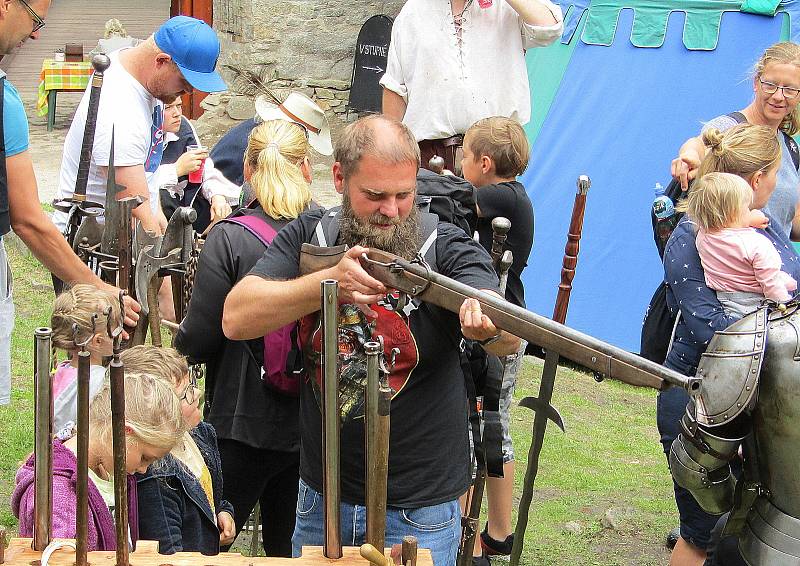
[659,123,800,566]
[671,42,800,239]
[12,372,185,551]
[175,117,315,556]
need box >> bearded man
[53,15,227,237]
[223,115,520,566]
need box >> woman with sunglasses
[175,109,322,556]
[671,42,800,241]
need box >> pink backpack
[223,215,302,396]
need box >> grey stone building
[197,0,405,157]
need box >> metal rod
[321,280,342,559]
[365,340,390,554]
[76,346,91,566]
[33,328,53,551]
[511,175,590,566]
[109,352,129,566]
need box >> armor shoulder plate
[695,307,768,426]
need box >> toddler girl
[687,171,797,317]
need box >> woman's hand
[217,510,235,546]
[670,152,702,192]
[209,195,232,225]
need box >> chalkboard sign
[348,15,393,113]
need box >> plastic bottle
[653,182,677,247]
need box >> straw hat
[255,92,333,156]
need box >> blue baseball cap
[154,16,227,93]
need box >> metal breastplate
[749,305,800,519]
[694,307,768,426]
[740,497,800,565]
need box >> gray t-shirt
[703,114,799,238]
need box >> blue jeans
[292,478,461,566]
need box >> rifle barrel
[109,357,129,566]
[364,254,698,392]
[76,349,91,566]
[365,341,389,555]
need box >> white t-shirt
[380,0,563,141]
[53,49,165,230]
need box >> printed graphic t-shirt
[248,209,499,507]
[53,49,164,230]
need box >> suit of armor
[669,304,800,565]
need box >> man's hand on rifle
[460,297,521,356]
[326,246,387,317]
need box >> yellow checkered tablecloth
[36,59,92,116]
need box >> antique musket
[351,249,698,392]
[510,175,589,566]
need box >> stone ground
[27,97,341,208]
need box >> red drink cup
[478,0,493,8]
[187,144,207,184]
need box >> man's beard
[339,192,421,260]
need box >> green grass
[0,240,677,564]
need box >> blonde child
[459,116,532,563]
[122,345,235,555]
[12,372,184,550]
[685,171,796,317]
[50,284,122,434]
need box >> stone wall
[196,0,406,163]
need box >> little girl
[50,284,122,435]
[12,371,185,551]
[686,171,797,318]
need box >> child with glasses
[121,345,236,555]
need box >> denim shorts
[292,478,460,566]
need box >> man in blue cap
[54,15,228,238]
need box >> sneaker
[480,527,514,556]
[665,527,680,550]
[472,555,491,566]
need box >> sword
[107,293,129,565]
[365,340,392,555]
[53,54,111,248]
[509,175,589,566]
[73,316,97,566]
[458,219,513,566]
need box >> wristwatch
[477,332,502,347]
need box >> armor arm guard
[669,407,748,515]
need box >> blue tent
[521,0,800,351]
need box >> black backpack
[416,169,478,236]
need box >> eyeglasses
[179,378,199,405]
[759,78,800,100]
[18,0,45,33]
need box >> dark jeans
[217,439,300,557]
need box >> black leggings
[217,439,300,557]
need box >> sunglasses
[18,0,45,33]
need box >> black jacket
[136,422,235,555]
[175,206,300,451]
